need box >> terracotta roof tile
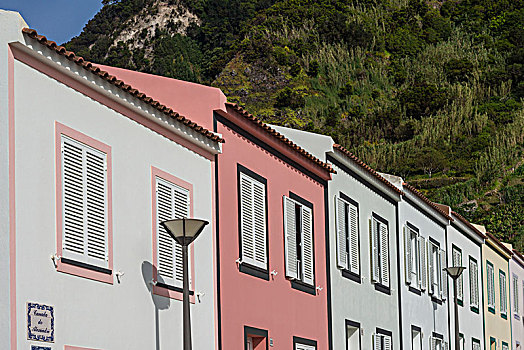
[332,144,404,196]
[22,28,224,144]
[402,183,453,221]
[450,211,486,239]
[225,103,335,174]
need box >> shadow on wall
[142,261,170,350]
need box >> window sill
[153,282,195,302]
[431,296,443,305]
[408,286,421,295]
[488,306,495,314]
[239,262,269,281]
[514,313,520,321]
[470,306,479,314]
[57,257,113,284]
[457,299,463,307]
[501,313,507,320]
[341,269,361,284]
[291,280,316,295]
[374,283,390,295]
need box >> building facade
[483,232,512,350]
[1,12,222,350]
[268,126,403,350]
[394,182,451,350]
[510,250,524,349]
[446,210,486,350]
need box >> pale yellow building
[482,229,512,350]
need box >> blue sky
[1,0,103,44]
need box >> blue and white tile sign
[27,302,54,342]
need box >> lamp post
[161,218,208,350]
[445,266,466,350]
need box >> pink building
[101,66,335,349]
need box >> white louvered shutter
[501,272,507,314]
[156,178,190,288]
[419,236,427,291]
[383,335,392,350]
[404,227,412,285]
[373,334,381,350]
[61,136,108,267]
[370,218,379,283]
[513,275,519,314]
[283,196,298,279]
[335,196,347,270]
[380,222,390,287]
[470,260,478,307]
[295,343,315,350]
[453,248,463,301]
[348,203,359,275]
[443,341,449,350]
[428,241,435,295]
[487,264,495,307]
[440,249,447,300]
[473,342,481,350]
[430,336,436,350]
[239,173,267,269]
[301,205,314,286]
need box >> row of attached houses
[2,10,524,350]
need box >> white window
[513,274,520,315]
[500,270,507,316]
[373,333,392,350]
[239,171,267,270]
[61,135,109,268]
[452,246,463,302]
[346,322,360,350]
[284,196,314,285]
[335,195,359,275]
[404,225,419,287]
[412,327,422,350]
[155,177,191,288]
[469,257,479,308]
[430,336,448,350]
[472,338,481,350]
[428,241,446,299]
[487,262,496,310]
[370,215,389,288]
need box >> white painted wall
[10,36,217,350]
[447,221,485,349]
[510,257,524,349]
[0,10,28,349]
[397,193,449,349]
[328,154,401,350]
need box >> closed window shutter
[301,205,314,286]
[470,260,477,307]
[430,336,436,350]
[428,241,434,295]
[370,218,379,283]
[440,249,447,300]
[404,227,411,285]
[453,248,463,301]
[383,335,392,350]
[419,236,427,291]
[348,203,359,275]
[380,222,389,287]
[487,264,495,308]
[239,173,267,269]
[335,196,347,270]
[61,136,108,267]
[513,275,519,314]
[156,178,190,288]
[500,272,507,314]
[284,196,298,279]
[373,334,381,350]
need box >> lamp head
[161,218,208,246]
[444,266,466,279]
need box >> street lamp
[445,266,466,350]
[161,218,208,350]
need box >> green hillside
[66,0,524,247]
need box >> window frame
[452,244,464,306]
[411,325,422,350]
[55,122,113,284]
[293,336,317,350]
[244,326,268,350]
[471,338,481,350]
[513,273,520,319]
[151,166,195,301]
[346,319,362,350]
[500,269,507,319]
[469,256,479,313]
[374,328,393,350]
[371,213,390,294]
[336,192,361,283]
[404,222,421,292]
[487,261,496,314]
[237,164,269,280]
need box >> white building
[269,126,403,350]
[510,249,524,350]
[1,11,222,350]
[382,176,452,350]
[446,209,486,350]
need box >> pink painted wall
[217,118,329,349]
[98,65,227,131]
